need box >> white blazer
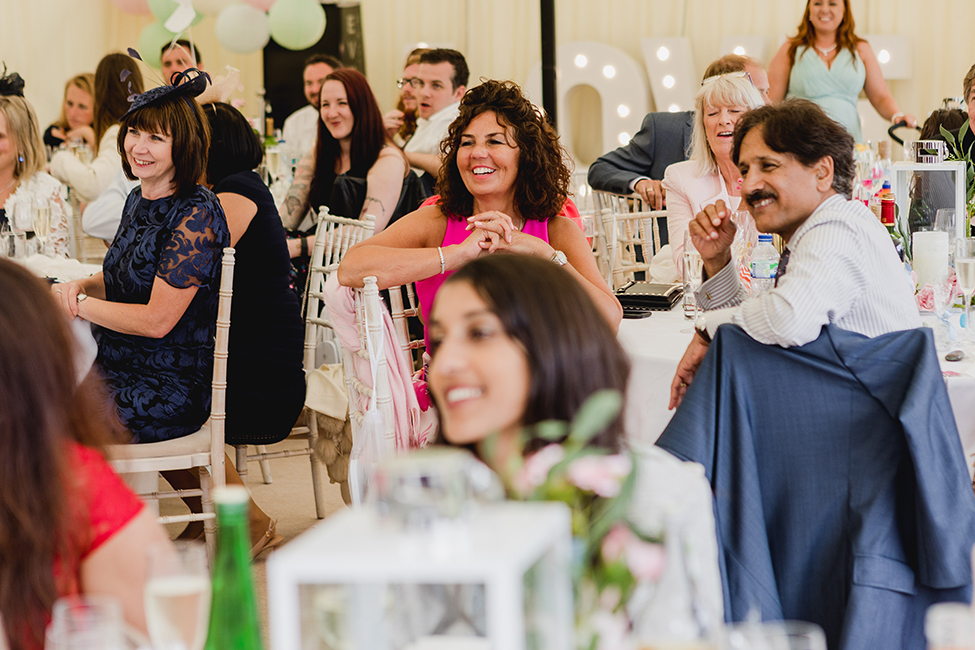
[662,160,744,278]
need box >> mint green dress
[787,46,866,142]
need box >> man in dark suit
[588,55,770,210]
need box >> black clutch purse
[615,281,682,318]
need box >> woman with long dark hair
[0,259,171,650]
[280,68,411,258]
[427,254,629,458]
[767,0,915,141]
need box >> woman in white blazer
[663,73,764,277]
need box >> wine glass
[144,541,212,650]
[45,595,124,650]
[681,231,703,332]
[935,209,957,261]
[723,620,827,650]
[33,196,52,254]
[955,238,975,342]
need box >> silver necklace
[0,177,16,198]
[815,43,838,56]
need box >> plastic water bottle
[750,234,779,297]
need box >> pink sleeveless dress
[415,213,551,323]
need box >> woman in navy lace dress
[53,71,230,443]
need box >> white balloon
[193,0,234,13]
[215,4,271,54]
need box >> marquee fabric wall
[1,0,971,149]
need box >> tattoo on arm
[362,196,387,219]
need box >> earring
[17,154,24,163]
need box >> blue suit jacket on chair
[657,324,975,650]
[587,110,694,194]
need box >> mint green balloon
[138,21,177,69]
[269,0,326,51]
[147,0,203,28]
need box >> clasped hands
[669,199,739,410]
[461,210,551,259]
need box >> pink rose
[512,444,564,495]
[625,538,667,582]
[916,284,934,311]
[600,523,631,564]
[567,454,632,497]
[230,98,246,109]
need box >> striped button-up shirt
[696,194,921,347]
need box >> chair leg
[307,417,328,519]
[256,445,273,484]
[235,444,248,483]
[200,470,216,561]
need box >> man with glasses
[588,55,771,211]
[403,48,469,193]
[281,54,343,170]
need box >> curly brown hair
[786,0,862,68]
[437,79,570,222]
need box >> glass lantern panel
[297,583,488,650]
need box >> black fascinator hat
[0,65,26,98]
[123,64,211,119]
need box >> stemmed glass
[44,595,124,650]
[723,620,827,650]
[144,541,212,650]
[33,196,51,255]
[681,231,703,333]
[955,238,975,342]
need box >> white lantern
[267,501,574,650]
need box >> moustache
[745,189,777,208]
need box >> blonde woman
[43,73,95,150]
[50,54,143,202]
[0,70,71,257]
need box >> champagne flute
[723,620,827,650]
[145,541,212,650]
[955,238,975,342]
[681,231,703,332]
[33,197,51,249]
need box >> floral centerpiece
[940,121,975,235]
[482,390,667,650]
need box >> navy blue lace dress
[96,185,230,443]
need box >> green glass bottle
[203,485,264,650]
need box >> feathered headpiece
[0,64,26,98]
[122,49,211,118]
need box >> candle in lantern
[912,231,949,290]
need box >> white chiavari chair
[593,190,667,290]
[108,247,235,558]
[233,209,376,519]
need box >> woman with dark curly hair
[338,79,621,331]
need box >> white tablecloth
[618,307,975,479]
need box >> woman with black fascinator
[52,68,231,446]
[0,68,72,256]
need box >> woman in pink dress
[338,79,621,331]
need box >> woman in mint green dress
[768,0,915,142]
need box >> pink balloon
[111,0,151,14]
[245,0,277,11]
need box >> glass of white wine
[33,196,52,254]
[955,238,975,343]
[145,541,212,650]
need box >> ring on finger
[56,289,63,294]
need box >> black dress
[98,185,230,443]
[215,171,305,444]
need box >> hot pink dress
[415,213,551,323]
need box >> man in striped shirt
[670,99,920,409]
